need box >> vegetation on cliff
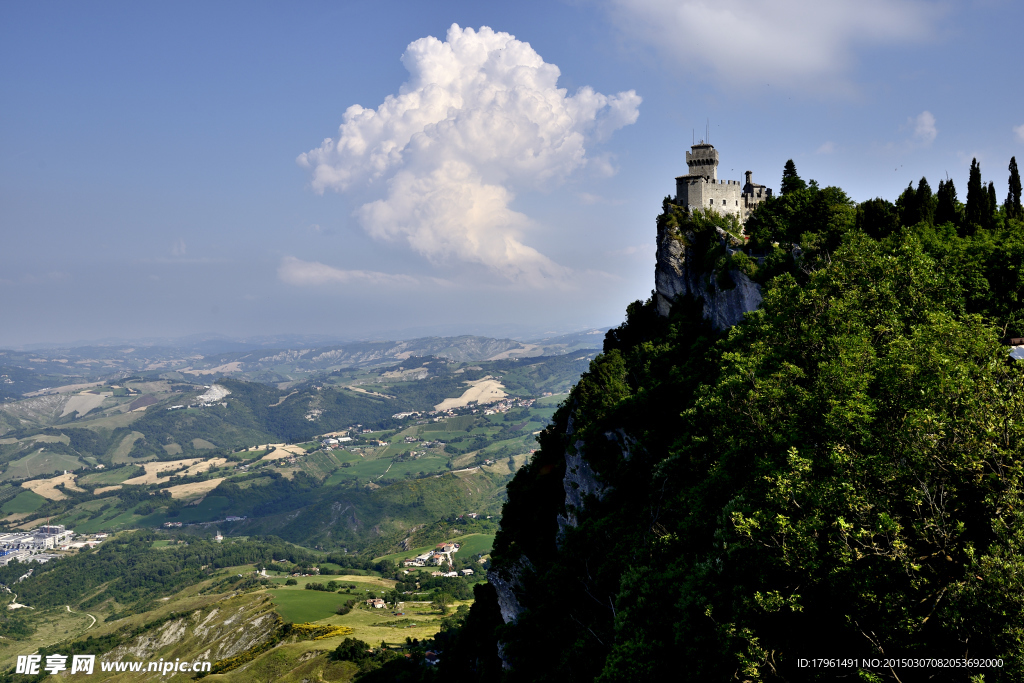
[447,158,1024,682]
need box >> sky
[2,0,1022,348]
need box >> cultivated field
[1,450,83,482]
[434,377,508,411]
[122,458,203,485]
[60,392,109,417]
[21,472,85,500]
[111,431,146,464]
[162,477,225,499]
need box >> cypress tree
[1007,156,1022,220]
[780,159,806,195]
[897,182,918,226]
[915,177,934,225]
[987,181,998,229]
[935,178,961,228]
[965,158,985,229]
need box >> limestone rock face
[556,440,607,535]
[488,555,533,625]
[655,224,763,329]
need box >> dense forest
[418,157,1024,682]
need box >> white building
[0,525,73,551]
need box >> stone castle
[675,142,771,223]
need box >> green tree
[1007,156,1022,220]
[914,176,934,225]
[935,178,961,228]
[780,159,806,195]
[966,157,986,231]
[332,637,371,662]
[431,591,453,614]
[988,181,998,228]
[855,197,898,239]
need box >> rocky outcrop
[556,440,607,535]
[488,555,533,624]
[655,224,762,329]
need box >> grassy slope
[373,532,495,563]
[0,558,461,682]
[0,450,84,481]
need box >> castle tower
[674,141,770,225]
[685,143,718,181]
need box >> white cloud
[1014,124,1024,143]
[606,0,941,95]
[298,24,640,284]
[171,239,186,256]
[816,141,836,154]
[911,110,937,145]
[278,256,417,287]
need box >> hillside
[0,331,606,400]
[0,358,574,558]
[439,161,1024,682]
[0,532,480,682]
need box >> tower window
[722,199,726,205]
[709,199,714,205]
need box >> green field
[452,533,494,557]
[270,588,358,623]
[374,533,494,563]
[1,450,83,481]
[111,431,146,464]
[422,415,477,432]
[2,490,46,514]
[136,495,233,527]
[324,451,451,486]
[78,465,141,486]
[235,449,269,460]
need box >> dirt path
[65,605,96,629]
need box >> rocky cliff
[654,220,762,329]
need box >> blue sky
[2,1,1021,347]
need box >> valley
[0,333,599,678]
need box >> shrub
[332,636,372,662]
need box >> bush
[332,636,372,662]
[285,578,297,586]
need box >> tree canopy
[441,155,1024,683]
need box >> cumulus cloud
[816,141,836,154]
[606,0,941,95]
[297,24,640,284]
[911,111,937,145]
[278,256,417,287]
[1015,124,1024,143]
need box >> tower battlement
[685,143,719,181]
[674,142,771,225]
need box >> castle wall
[676,178,743,219]
[675,144,773,226]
